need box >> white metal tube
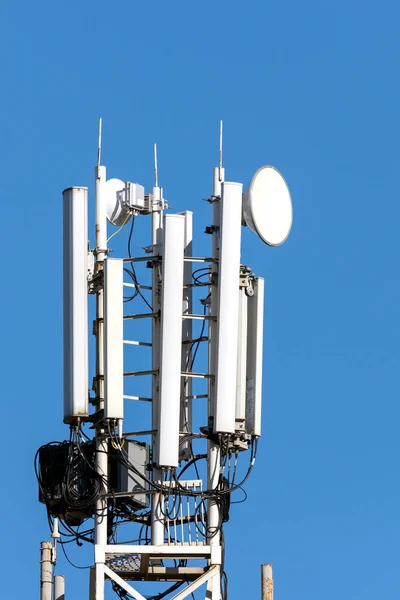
[94,283,107,555]
[214,181,243,433]
[235,286,248,430]
[157,214,185,467]
[213,166,225,199]
[179,211,193,461]
[40,542,53,600]
[261,564,273,600]
[207,441,221,541]
[54,575,65,600]
[94,436,107,600]
[151,186,164,545]
[94,562,105,600]
[104,259,124,420]
[208,169,222,422]
[206,169,223,600]
[94,288,107,600]
[151,187,163,445]
[93,410,107,600]
[62,187,88,424]
[246,277,265,437]
[94,166,108,600]
[95,165,107,261]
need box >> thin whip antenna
[219,120,223,181]
[154,143,159,187]
[97,117,102,168]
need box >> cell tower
[36,120,292,600]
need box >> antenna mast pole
[206,121,225,600]
[93,117,108,600]
[151,143,165,545]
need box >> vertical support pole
[95,165,107,262]
[94,164,108,600]
[151,185,164,545]
[40,542,53,600]
[208,167,224,420]
[261,564,273,600]
[206,167,224,600]
[54,575,65,600]
[179,211,193,461]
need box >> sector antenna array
[36,120,292,600]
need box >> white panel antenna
[104,258,124,422]
[214,182,243,433]
[235,283,248,430]
[62,187,89,423]
[246,277,265,436]
[179,211,193,461]
[157,214,186,467]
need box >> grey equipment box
[111,439,150,509]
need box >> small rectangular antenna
[235,285,248,430]
[214,181,243,433]
[157,214,185,467]
[63,187,89,423]
[104,259,124,420]
[246,277,264,437]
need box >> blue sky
[1,1,400,598]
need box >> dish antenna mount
[243,165,293,246]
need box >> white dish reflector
[105,178,131,226]
[243,166,292,246]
